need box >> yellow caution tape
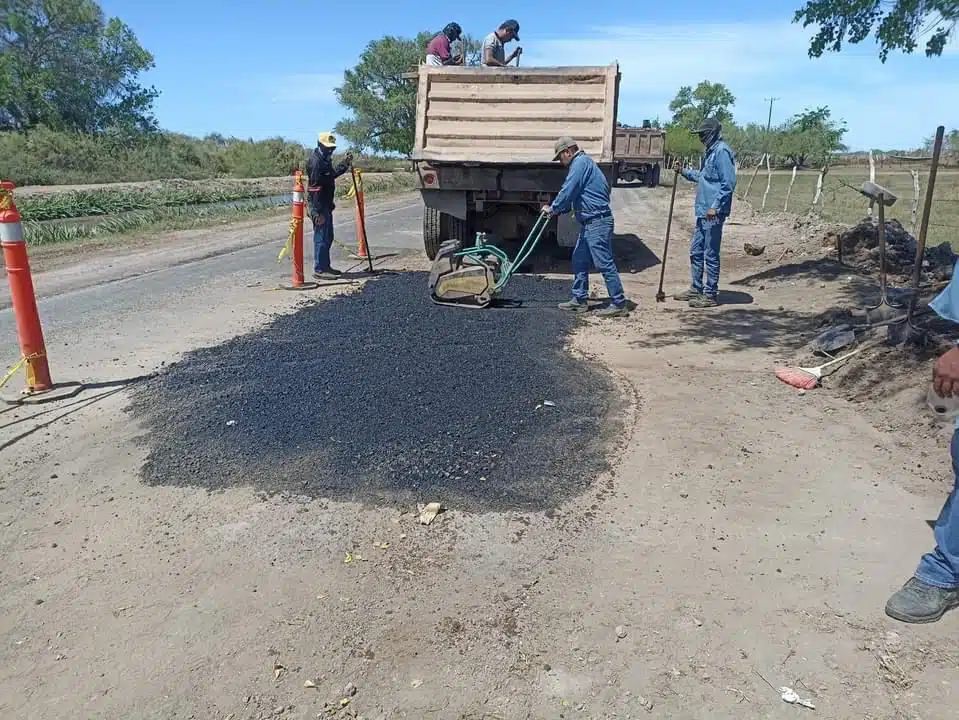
[0,352,41,391]
[345,168,364,200]
[277,215,300,263]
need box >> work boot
[594,303,629,318]
[689,294,718,308]
[673,287,699,301]
[557,299,589,313]
[885,577,959,624]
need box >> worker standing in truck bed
[482,20,522,66]
[425,23,464,66]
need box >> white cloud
[521,21,959,150]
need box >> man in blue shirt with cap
[543,136,629,318]
[885,265,959,623]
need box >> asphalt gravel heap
[129,272,621,512]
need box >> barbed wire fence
[733,132,958,251]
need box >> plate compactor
[428,211,550,309]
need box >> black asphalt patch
[128,272,622,512]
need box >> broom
[775,346,866,390]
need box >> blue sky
[100,0,958,151]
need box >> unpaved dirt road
[0,183,956,720]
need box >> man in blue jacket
[885,266,959,624]
[543,136,629,317]
[672,117,737,308]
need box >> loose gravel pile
[129,272,621,512]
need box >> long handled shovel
[656,169,680,302]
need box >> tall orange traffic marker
[0,181,53,393]
[291,170,306,286]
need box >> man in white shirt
[482,20,522,67]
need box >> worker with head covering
[426,23,464,66]
[672,117,738,308]
[482,20,522,66]
[305,131,352,280]
[542,136,629,318]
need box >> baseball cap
[317,131,337,149]
[500,19,520,40]
[553,136,577,161]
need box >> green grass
[740,167,959,249]
[21,173,417,246]
[0,126,408,186]
[17,179,292,221]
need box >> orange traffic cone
[0,181,53,393]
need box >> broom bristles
[775,366,819,390]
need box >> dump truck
[411,63,621,259]
[613,122,666,187]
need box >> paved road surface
[0,196,424,373]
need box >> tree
[793,0,959,61]
[667,81,735,129]
[456,34,483,66]
[774,106,847,167]
[0,0,158,134]
[334,33,431,157]
[723,123,767,165]
[922,128,959,164]
[665,126,702,158]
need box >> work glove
[344,151,354,166]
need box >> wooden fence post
[910,169,921,236]
[783,165,798,212]
[812,165,828,213]
[742,153,764,201]
[761,154,773,211]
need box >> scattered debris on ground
[128,273,622,512]
[821,217,955,280]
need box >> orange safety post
[291,170,306,286]
[0,181,53,392]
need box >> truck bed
[412,64,620,165]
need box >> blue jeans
[311,207,334,273]
[915,429,959,589]
[690,215,725,298]
[571,216,626,306]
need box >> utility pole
[764,97,778,134]
[741,96,779,201]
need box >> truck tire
[423,207,442,260]
[645,164,656,188]
[650,164,661,188]
[423,209,470,260]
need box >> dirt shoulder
[0,185,954,720]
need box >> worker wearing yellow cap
[306,132,353,279]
